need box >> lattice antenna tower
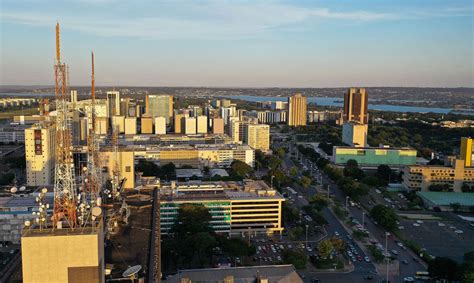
[52,22,77,229]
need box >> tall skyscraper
[344,88,368,124]
[288,93,307,126]
[106,91,120,117]
[25,122,56,186]
[146,95,174,124]
[460,137,473,167]
[246,124,270,152]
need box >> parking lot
[399,213,474,262]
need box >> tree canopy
[370,205,398,231]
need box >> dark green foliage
[135,160,176,180]
[230,160,253,179]
[0,172,15,185]
[282,249,307,269]
[428,257,460,281]
[370,205,398,231]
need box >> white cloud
[0,1,471,39]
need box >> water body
[0,92,468,115]
[228,95,456,114]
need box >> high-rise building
[212,118,224,134]
[154,117,166,135]
[70,90,78,104]
[25,122,56,186]
[288,93,307,126]
[111,115,125,133]
[184,117,197,135]
[460,137,473,167]
[246,124,270,152]
[174,113,187,134]
[342,122,368,147]
[141,117,153,134]
[196,115,208,134]
[106,91,120,117]
[125,117,137,135]
[344,88,368,124]
[146,95,173,124]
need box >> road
[281,152,382,282]
[296,153,427,283]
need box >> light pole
[327,184,330,198]
[345,196,349,208]
[362,212,365,230]
[385,232,389,283]
[305,224,309,249]
[271,175,275,190]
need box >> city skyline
[1,0,473,87]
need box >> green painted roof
[417,192,474,206]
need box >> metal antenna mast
[53,22,77,229]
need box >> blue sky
[1,0,473,87]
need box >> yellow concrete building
[100,150,135,189]
[21,223,104,283]
[141,117,153,134]
[288,93,307,126]
[342,122,368,147]
[124,117,137,135]
[25,122,56,186]
[174,113,187,134]
[246,124,270,152]
[460,137,473,167]
[402,159,474,192]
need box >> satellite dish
[122,265,142,278]
[24,220,31,227]
[96,197,102,206]
[19,186,26,191]
[91,207,102,218]
[10,187,18,193]
[41,188,48,194]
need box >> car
[454,230,464,234]
[416,220,424,224]
[438,222,446,227]
[287,244,293,249]
[351,256,356,262]
[357,256,363,261]
[398,226,405,230]
[364,275,374,280]
[403,277,414,282]
[277,255,282,261]
[347,251,353,256]
[307,246,313,252]
[401,260,408,265]
[397,243,404,248]
[311,279,321,283]
[364,256,370,262]
[391,250,399,255]
[412,257,419,262]
[335,231,340,237]
[413,223,420,227]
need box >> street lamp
[271,175,275,190]
[327,184,330,198]
[385,232,390,283]
[305,224,309,249]
[362,212,365,230]
[345,196,349,208]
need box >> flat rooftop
[164,264,302,283]
[417,192,474,206]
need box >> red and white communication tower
[52,23,77,229]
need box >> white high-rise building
[25,122,56,186]
[154,117,166,135]
[185,117,197,135]
[197,116,208,134]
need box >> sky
[1,0,473,87]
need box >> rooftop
[164,264,302,283]
[417,192,474,207]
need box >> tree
[318,239,333,259]
[0,173,15,186]
[266,155,282,171]
[230,160,253,178]
[160,162,176,179]
[428,257,459,281]
[135,160,159,176]
[330,237,346,252]
[276,148,286,158]
[450,202,461,212]
[300,176,312,189]
[343,159,365,180]
[290,166,298,177]
[282,250,307,269]
[370,205,398,231]
[289,226,304,240]
[171,204,213,236]
[376,165,392,184]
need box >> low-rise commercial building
[332,146,417,168]
[148,180,284,237]
[402,159,474,192]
